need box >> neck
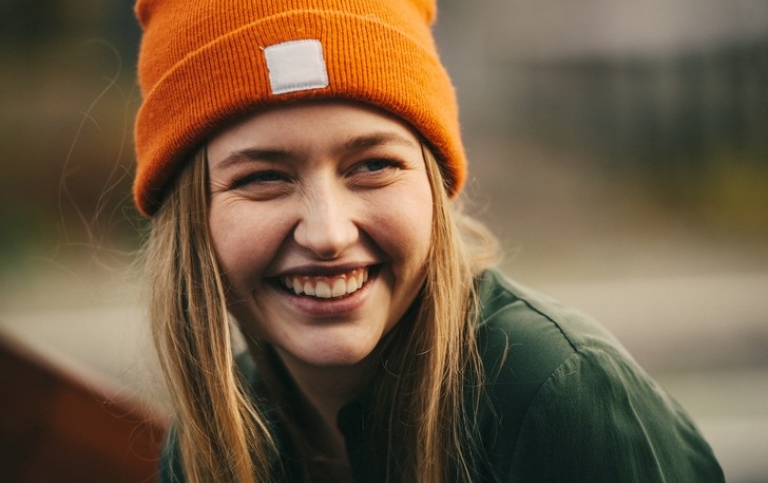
[277,349,378,430]
[272,347,380,475]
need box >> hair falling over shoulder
[368,146,499,483]
[145,150,277,482]
[144,147,498,482]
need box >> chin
[281,329,384,368]
[296,343,376,367]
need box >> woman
[133,0,725,481]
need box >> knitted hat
[133,0,466,216]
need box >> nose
[293,178,359,259]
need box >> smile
[280,267,369,299]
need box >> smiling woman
[133,1,725,482]
[207,103,433,372]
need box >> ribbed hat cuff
[134,10,464,216]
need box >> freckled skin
[207,102,433,370]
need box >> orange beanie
[133,0,466,216]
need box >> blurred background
[1,0,766,481]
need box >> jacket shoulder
[473,270,724,482]
[475,269,629,399]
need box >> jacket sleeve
[507,348,725,483]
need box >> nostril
[293,214,359,259]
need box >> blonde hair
[145,144,497,482]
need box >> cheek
[406,193,433,257]
[368,178,433,267]
[208,202,291,288]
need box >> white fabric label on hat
[264,39,329,95]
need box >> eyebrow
[341,131,418,152]
[212,131,418,172]
[212,148,291,172]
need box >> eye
[351,158,402,174]
[230,170,289,189]
[346,158,405,189]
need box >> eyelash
[352,158,403,174]
[230,170,288,189]
[228,157,403,191]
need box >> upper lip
[271,261,378,278]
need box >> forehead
[207,101,420,162]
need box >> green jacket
[161,270,724,482]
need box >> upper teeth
[281,268,369,298]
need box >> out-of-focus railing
[0,330,167,483]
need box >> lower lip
[272,271,376,319]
